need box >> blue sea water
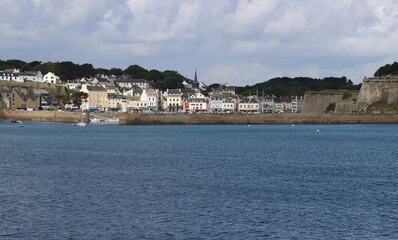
[1,122,398,239]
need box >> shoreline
[2,109,398,125]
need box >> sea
[1,122,398,239]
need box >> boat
[74,122,86,127]
[10,120,21,123]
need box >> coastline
[3,109,398,125]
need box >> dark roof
[97,77,111,83]
[239,98,259,104]
[115,79,150,83]
[87,85,107,91]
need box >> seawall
[0,109,84,123]
[119,113,398,125]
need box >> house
[80,84,108,111]
[65,80,81,90]
[185,92,208,112]
[259,96,275,113]
[238,97,260,113]
[108,93,123,111]
[0,69,23,82]
[92,77,113,88]
[209,94,223,113]
[9,89,40,109]
[127,96,147,112]
[166,89,183,112]
[222,97,237,113]
[114,79,154,89]
[291,96,304,113]
[20,71,43,82]
[140,88,159,111]
[43,72,61,84]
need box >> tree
[71,91,88,108]
[123,64,148,79]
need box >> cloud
[2,0,398,85]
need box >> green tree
[123,64,149,79]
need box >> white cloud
[2,0,398,85]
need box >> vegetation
[342,91,352,100]
[325,103,336,113]
[0,59,190,91]
[232,76,359,97]
[374,62,398,77]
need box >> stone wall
[356,77,398,107]
[1,109,85,123]
[119,113,398,125]
[301,91,344,113]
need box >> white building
[140,88,159,111]
[43,72,61,84]
[238,97,260,113]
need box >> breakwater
[3,110,398,124]
[0,109,84,123]
[119,113,398,125]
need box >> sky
[1,0,398,86]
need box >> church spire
[194,70,198,82]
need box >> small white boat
[74,122,86,127]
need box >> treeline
[0,59,187,91]
[374,61,398,77]
[213,76,360,97]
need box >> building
[114,79,154,89]
[140,88,159,111]
[0,69,23,82]
[291,96,304,113]
[80,84,108,111]
[238,97,260,113]
[43,72,61,84]
[209,94,223,113]
[108,93,123,111]
[166,89,183,112]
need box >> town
[0,68,304,114]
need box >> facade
[127,96,147,112]
[222,97,236,113]
[108,93,123,111]
[115,79,153,89]
[0,70,23,82]
[238,97,260,113]
[9,89,40,109]
[43,72,61,84]
[80,84,108,110]
[291,96,304,113]
[140,89,159,111]
[166,89,183,112]
[185,93,208,112]
[209,94,223,113]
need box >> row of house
[1,69,304,113]
[0,69,61,84]
[0,88,57,110]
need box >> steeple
[192,70,200,89]
[194,70,198,82]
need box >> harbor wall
[0,109,84,123]
[356,77,398,107]
[119,113,398,125]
